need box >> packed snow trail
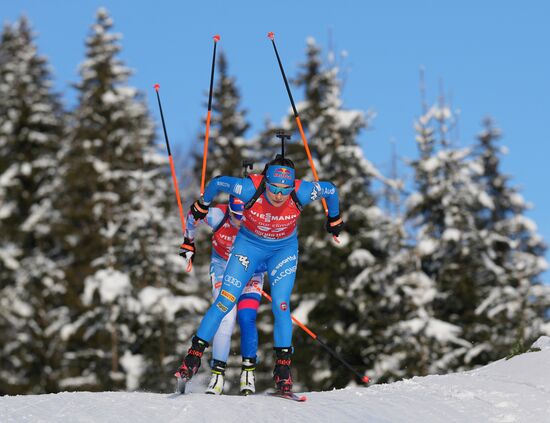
[2,337,550,423]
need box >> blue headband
[266,165,295,186]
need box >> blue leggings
[198,232,298,347]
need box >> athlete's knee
[271,299,291,319]
[237,305,258,327]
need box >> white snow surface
[2,338,550,423]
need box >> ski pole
[267,32,328,216]
[153,84,192,272]
[200,34,221,197]
[258,288,369,385]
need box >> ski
[267,390,307,402]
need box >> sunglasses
[266,182,293,196]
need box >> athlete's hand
[326,214,344,237]
[190,199,209,221]
[179,237,195,271]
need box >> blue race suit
[196,176,340,348]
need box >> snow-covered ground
[2,337,550,423]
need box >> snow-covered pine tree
[469,118,550,363]
[272,38,394,390]
[0,17,67,395]
[405,100,505,373]
[53,8,204,392]
[368,105,474,382]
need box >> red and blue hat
[266,165,295,186]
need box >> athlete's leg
[209,257,237,364]
[197,235,266,343]
[267,242,299,347]
[237,272,264,359]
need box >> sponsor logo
[217,181,230,188]
[224,274,242,288]
[220,290,236,303]
[280,302,288,311]
[233,184,243,195]
[216,302,228,312]
[218,233,236,241]
[235,254,250,270]
[272,265,297,285]
[214,282,222,289]
[310,182,321,201]
[273,168,292,179]
[323,187,336,195]
[249,210,298,221]
[270,255,297,276]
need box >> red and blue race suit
[196,175,340,348]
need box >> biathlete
[175,154,343,393]
[180,196,265,395]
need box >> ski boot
[175,336,208,393]
[240,357,256,395]
[205,360,226,395]
[273,347,293,393]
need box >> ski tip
[154,83,160,91]
[213,34,221,42]
[362,375,370,384]
[267,32,275,40]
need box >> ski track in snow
[2,346,550,423]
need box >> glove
[326,214,344,237]
[190,199,209,221]
[179,237,195,266]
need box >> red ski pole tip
[154,83,160,91]
[213,35,220,42]
[362,376,370,384]
[267,32,275,40]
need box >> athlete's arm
[184,207,225,240]
[296,180,340,217]
[202,176,256,205]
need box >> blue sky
[3,0,549,278]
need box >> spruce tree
[0,17,67,394]
[405,102,505,373]
[371,106,474,382]
[470,118,550,363]
[272,38,395,390]
[55,8,202,392]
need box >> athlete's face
[265,182,292,207]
